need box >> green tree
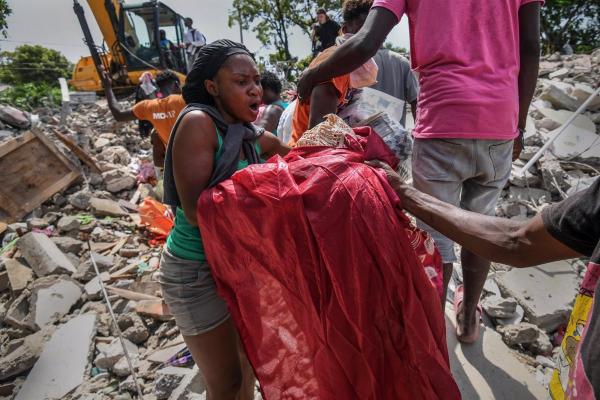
[383,42,408,56]
[541,0,600,54]
[0,0,11,39]
[0,45,73,85]
[229,0,342,63]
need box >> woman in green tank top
[159,40,289,400]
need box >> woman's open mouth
[249,103,259,112]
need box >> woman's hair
[182,39,254,105]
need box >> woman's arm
[257,131,290,158]
[171,111,218,226]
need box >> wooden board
[0,130,81,222]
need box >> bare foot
[456,304,480,344]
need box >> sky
[2,0,410,63]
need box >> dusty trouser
[412,138,513,338]
[159,248,255,399]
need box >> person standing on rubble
[369,160,600,399]
[183,17,207,72]
[159,40,289,399]
[311,8,341,56]
[297,0,542,344]
[100,68,185,170]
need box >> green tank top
[166,131,261,261]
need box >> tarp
[197,128,459,399]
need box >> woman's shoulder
[173,110,218,149]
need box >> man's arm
[99,68,136,122]
[410,101,417,121]
[367,160,581,267]
[256,105,284,133]
[515,2,541,159]
[308,83,338,129]
[297,7,398,101]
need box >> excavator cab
[71,0,187,92]
[119,2,187,73]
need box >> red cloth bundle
[197,128,459,399]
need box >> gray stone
[17,232,76,277]
[495,260,580,331]
[31,276,82,329]
[495,304,525,327]
[73,253,114,282]
[3,258,33,292]
[518,146,541,162]
[118,312,149,344]
[501,203,528,218]
[509,165,541,188]
[535,117,561,131]
[539,81,580,111]
[15,314,97,400]
[482,295,518,319]
[99,145,130,166]
[4,290,34,331]
[168,366,205,400]
[94,137,110,149]
[538,108,596,133]
[548,68,569,79]
[567,175,597,196]
[112,353,140,377]
[497,322,540,346]
[536,355,556,369]
[102,169,136,193]
[7,222,28,235]
[94,337,138,370]
[0,329,51,380]
[90,197,128,217]
[57,216,81,232]
[27,218,49,230]
[549,125,600,163]
[529,330,553,356]
[508,187,552,204]
[0,105,31,129]
[571,83,600,111]
[68,190,92,210]
[540,158,570,195]
[84,272,110,299]
[51,236,84,254]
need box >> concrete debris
[17,232,77,277]
[102,168,137,193]
[3,258,33,292]
[117,312,150,344]
[84,271,110,299]
[90,197,129,217]
[0,328,52,380]
[498,322,541,346]
[94,337,138,370]
[31,276,82,329]
[57,215,82,232]
[155,366,204,400]
[68,189,93,210]
[99,145,131,166]
[51,236,85,254]
[0,105,31,129]
[508,186,552,204]
[14,314,96,400]
[495,260,580,332]
[481,295,518,319]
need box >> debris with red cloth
[197,128,459,400]
[139,197,174,245]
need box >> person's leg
[159,248,255,400]
[183,320,254,400]
[457,139,513,342]
[411,138,471,307]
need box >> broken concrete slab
[73,252,114,282]
[31,276,83,329]
[68,190,92,210]
[495,304,525,327]
[147,342,188,364]
[51,236,85,254]
[571,83,600,111]
[508,186,552,204]
[538,108,596,133]
[481,295,517,319]
[539,80,580,111]
[4,289,35,331]
[112,353,140,377]
[3,258,33,292]
[548,68,569,80]
[95,337,138,370]
[90,197,128,217]
[497,322,540,346]
[15,314,97,400]
[117,312,149,344]
[57,215,81,232]
[84,271,110,299]
[548,124,600,163]
[102,169,137,193]
[567,175,597,195]
[99,145,131,166]
[17,232,77,276]
[495,260,580,332]
[0,328,53,380]
[0,105,31,129]
[168,365,205,400]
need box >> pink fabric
[372,0,542,140]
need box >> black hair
[316,8,327,14]
[155,69,179,89]
[182,39,253,105]
[260,71,282,95]
[342,0,373,23]
[185,17,193,24]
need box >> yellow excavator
[71,0,187,92]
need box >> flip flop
[454,284,482,344]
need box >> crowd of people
[99,1,599,399]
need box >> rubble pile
[478,50,599,387]
[0,99,214,400]
[0,50,597,399]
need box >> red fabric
[197,129,459,400]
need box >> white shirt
[184,28,206,53]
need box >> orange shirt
[132,94,186,148]
[290,51,350,146]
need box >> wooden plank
[0,129,81,223]
[106,286,161,301]
[51,129,101,173]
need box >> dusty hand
[98,65,112,87]
[365,159,404,188]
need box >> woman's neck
[214,102,241,125]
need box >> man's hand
[365,159,404,189]
[98,65,112,88]
[297,68,317,104]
